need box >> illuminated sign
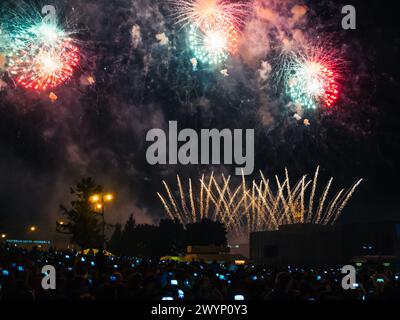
[6,239,51,245]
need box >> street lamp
[56,220,65,231]
[89,193,114,250]
[29,226,37,232]
[1,233,6,239]
[104,194,113,202]
[89,195,100,203]
[55,220,70,249]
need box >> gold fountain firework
[157,167,363,237]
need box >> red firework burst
[10,38,80,90]
[312,62,340,108]
[286,38,344,109]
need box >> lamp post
[89,193,114,251]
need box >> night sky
[0,0,399,239]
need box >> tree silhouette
[119,214,136,255]
[134,224,158,257]
[58,177,103,249]
[100,216,227,257]
[108,223,123,255]
[185,219,227,246]
[156,219,185,256]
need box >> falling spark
[48,92,58,102]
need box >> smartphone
[170,279,178,286]
[178,289,184,299]
[2,270,9,276]
[219,274,226,280]
[81,257,86,262]
[251,275,258,281]
[90,261,95,267]
[161,297,174,300]
[18,266,24,272]
[376,278,385,283]
[234,294,245,300]
[110,275,117,282]
[352,283,359,289]
[316,275,322,281]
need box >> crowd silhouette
[1,244,399,300]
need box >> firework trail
[4,4,80,90]
[157,167,362,238]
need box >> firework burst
[5,7,80,90]
[287,59,340,109]
[8,34,79,90]
[169,0,245,66]
[157,168,362,238]
[188,17,239,65]
[280,38,344,109]
[169,0,248,30]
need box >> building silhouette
[250,222,400,266]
